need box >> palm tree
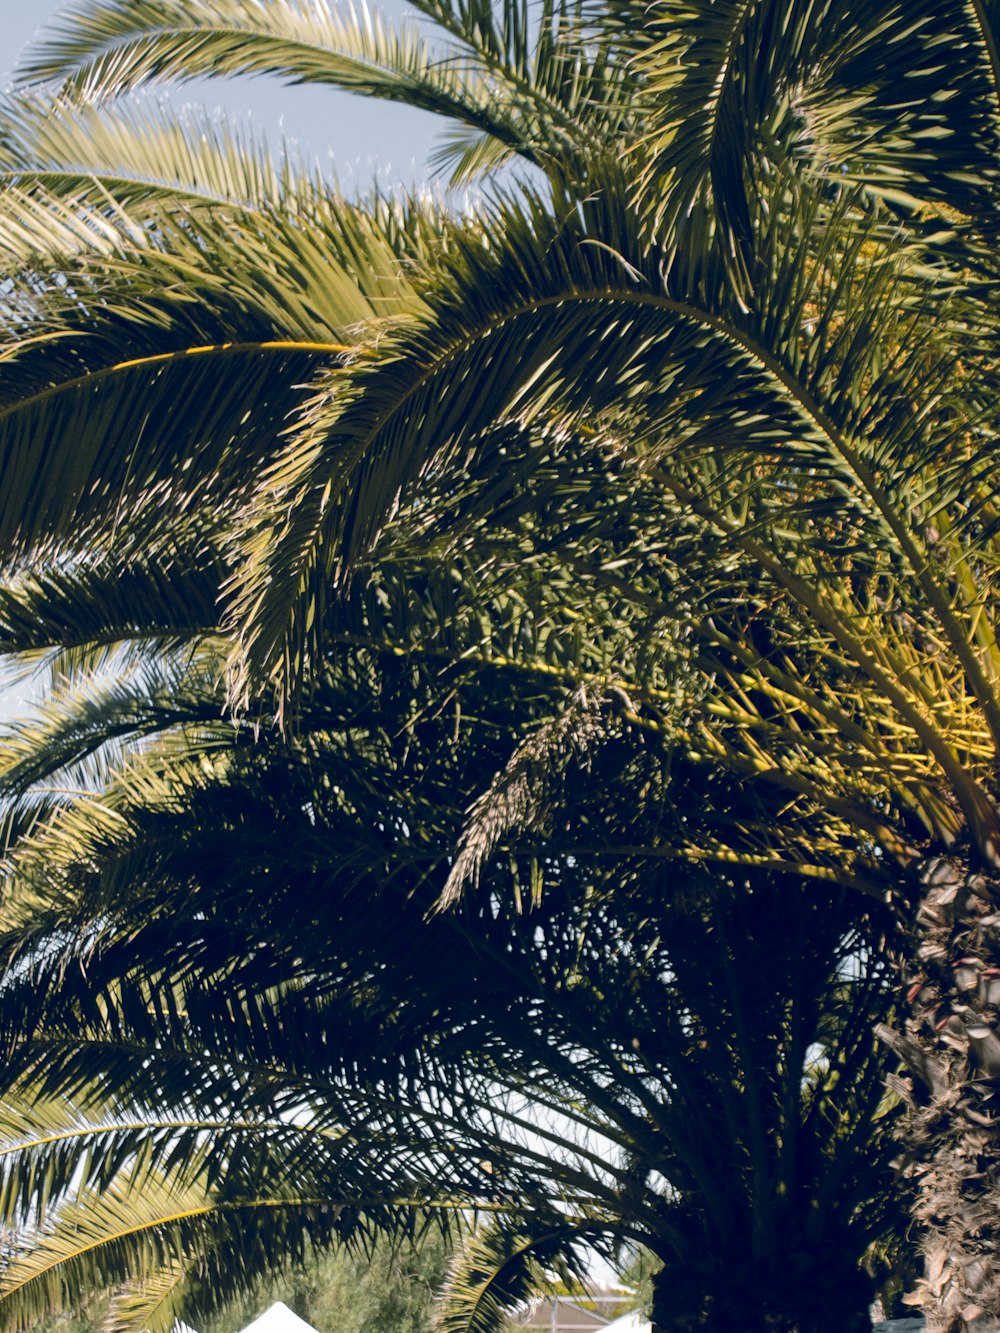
[2,0,1000,1326]
[0,580,902,1333]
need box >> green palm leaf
[18,0,637,185]
[0,94,306,216]
[437,1218,605,1333]
[617,0,1000,285]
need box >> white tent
[596,1311,650,1333]
[236,1303,320,1333]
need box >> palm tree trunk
[879,856,1000,1332]
[647,1255,873,1331]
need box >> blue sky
[3,0,446,188]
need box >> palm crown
[0,0,999,1329]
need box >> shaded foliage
[3,0,1000,1327]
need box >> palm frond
[0,1158,386,1333]
[103,1260,190,1333]
[0,93,310,216]
[436,1217,603,1333]
[618,0,1000,285]
[18,0,636,186]
[222,167,1000,859]
[0,645,227,802]
[0,547,225,662]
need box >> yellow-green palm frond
[0,93,311,220]
[103,1259,190,1333]
[0,1169,208,1332]
[18,0,637,186]
[436,1216,605,1333]
[0,176,441,563]
[609,0,1000,288]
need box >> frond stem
[0,339,354,430]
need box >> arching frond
[0,93,311,216]
[217,166,1000,865]
[0,545,225,668]
[17,0,636,186]
[0,175,442,560]
[104,1259,190,1333]
[436,1216,605,1333]
[0,645,228,801]
[616,0,1000,284]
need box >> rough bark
[879,856,1000,1333]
